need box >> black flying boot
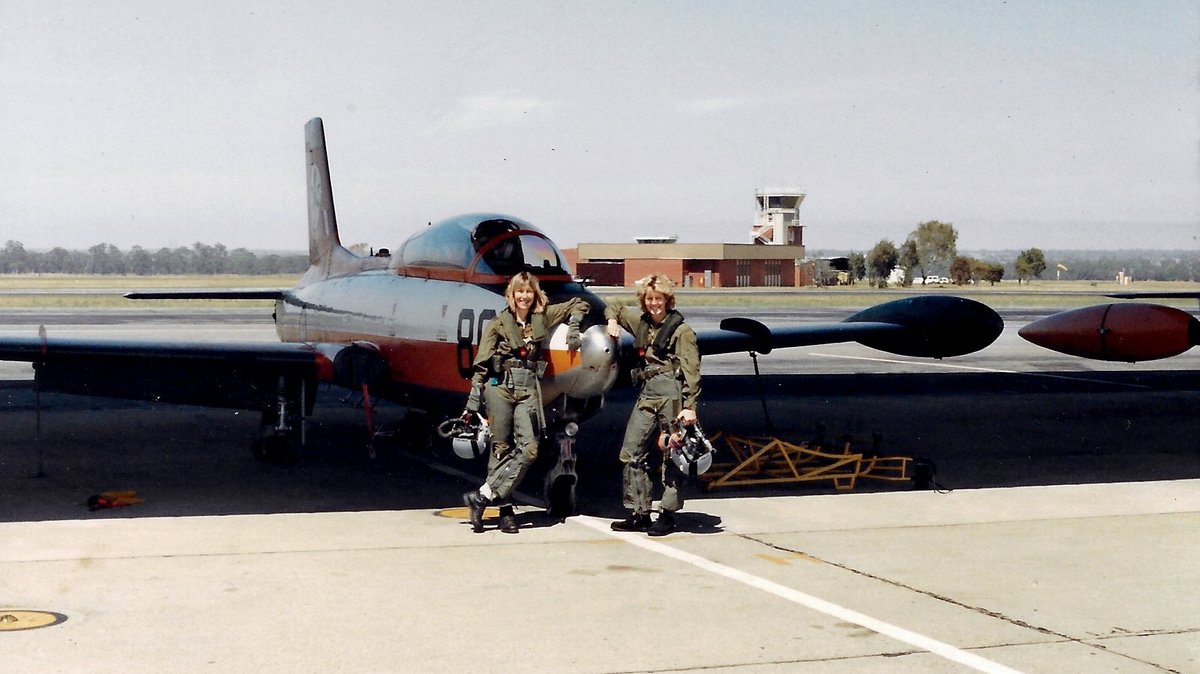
[463,490,488,533]
[610,512,652,532]
[648,510,676,537]
[499,505,519,534]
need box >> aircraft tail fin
[305,117,343,271]
[302,118,386,283]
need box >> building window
[736,260,750,287]
[764,260,781,287]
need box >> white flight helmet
[659,422,715,476]
[437,415,491,460]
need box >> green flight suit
[466,298,588,501]
[605,303,701,516]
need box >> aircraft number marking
[456,308,497,379]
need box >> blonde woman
[462,272,588,533]
[604,273,700,536]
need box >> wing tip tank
[1019,303,1198,362]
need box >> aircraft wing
[0,334,323,411]
[697,321,899,356]
[1105,292,1200,300]
[697,295,1004,359]
[124,290,286,300]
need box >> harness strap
[630,364,673,381]
[498,357,542,371]
[635,310,685,362]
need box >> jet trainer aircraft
[0,118,1004,515]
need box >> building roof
[577,242,805,261]
[754,187,805,196]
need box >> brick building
[563,188,809,288]
[565,241,806,288]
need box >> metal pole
[750,351,774,435]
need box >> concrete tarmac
[2,482,1197,673]
[1,307,1198,673]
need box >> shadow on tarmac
[2,369,1197,523]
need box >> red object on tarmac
[86,490,144,511]
[1018,303,1199,362]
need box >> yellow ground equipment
[700,432,913,491]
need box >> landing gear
[540,395,605,519]
[252,429,298,464]
[544,422,579,519]
[252,375,308,464]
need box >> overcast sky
[3,1,1198,254]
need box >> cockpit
[393,214,573,282]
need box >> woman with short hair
[604,273,701,536]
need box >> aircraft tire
[546,474,576,520]
[253,433,298,465]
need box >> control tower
[751,188,805,246]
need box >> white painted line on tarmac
[809,352,1014,373]
[574,515,1026,674]
[808,352,1150,388]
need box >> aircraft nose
[579,324,621,383]
[550,325,620,399]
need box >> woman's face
[512,285,535,316]
[643,289,668,324]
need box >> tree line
[0,240,310,275]
[845,222,1199,286]
[1016,251,1199,283]
[4,235,1196,283]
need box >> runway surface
[1,306,1197,672]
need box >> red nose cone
[1019,303,1198,362]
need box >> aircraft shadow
[1,369,1196,523]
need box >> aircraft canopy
[395,214,573,278]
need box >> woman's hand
[605,318,622,339]
[677,408,697,426]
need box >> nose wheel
[544,428,578,519]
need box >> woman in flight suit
[605,273,701,536]
[461,271,588,533]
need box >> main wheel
[546,473,577,520]
[252,432,298,464]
